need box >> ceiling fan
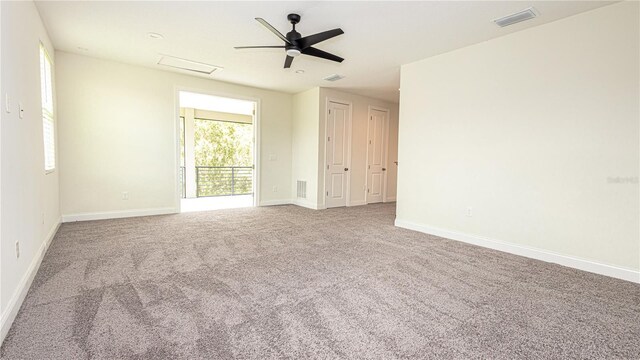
[235,13,344,69]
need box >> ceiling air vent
[493,7,538,27]
[323,74,345,82]
[158,55,223,75]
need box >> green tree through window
[194,119,253,196]
[194,119,252,166]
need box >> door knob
[382,168,386,171]
[344,168,349,171]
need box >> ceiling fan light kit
[286,48,301,57]
[235,13,344,69]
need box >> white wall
[397,2,639,281]
[56,52,293,218]
[386,102,399,202]
[1,1,61,342]
[318,88,399,207]
[291,87,320,208]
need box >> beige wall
[56,52,293,217]
[318,88,399,207]
[397,2,639,279]
[291,87,321,208]
[0,1,60,341]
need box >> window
[40,43,55,172]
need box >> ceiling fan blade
[301,47,344,63]
[234,46,286,49]
[255,18,291,45]
[284,55,294,68]
[297,28,344,49]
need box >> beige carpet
[1,203,639,359]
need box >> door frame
[173,86,261,212]
[322,98,353,209]
[365,106,390,204]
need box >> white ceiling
[35,1,615,103]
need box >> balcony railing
[196,166,253,197]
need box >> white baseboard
[294,199,366,209]
[1,217,62,345]
[62,207,177,222]
[293,198,321,210]
[259,199,292,206]
[385,196,397,202]
[395,219,640,284]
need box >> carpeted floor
[1,203,639,359]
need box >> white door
[325,101,351,208]
[367,109,387,203]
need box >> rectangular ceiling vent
[493,7,538,27]
[158,55,223,75]
[323,74,345,82]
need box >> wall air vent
[493,7,538,27]
[323,74,345,82]
[158,55,223,75]
[297,180,307,198]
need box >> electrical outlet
[466,206,473,217]
[18,102,24,119]
[15,241,20,258]
[272,186,278,192]
[122,191,129,200]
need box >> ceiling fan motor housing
[285,33,301,54]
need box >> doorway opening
[178,91,257,212]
